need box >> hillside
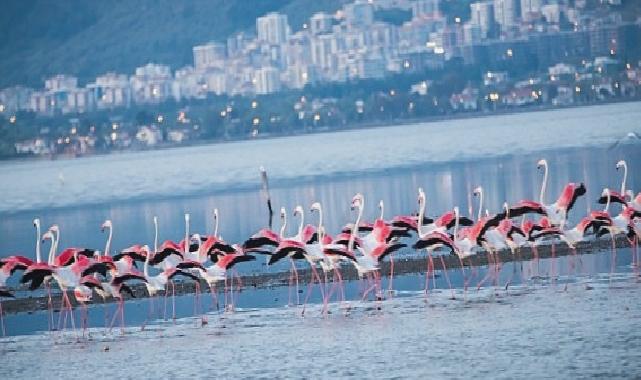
[0,0,348,88]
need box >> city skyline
[0,0,638,117]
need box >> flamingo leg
[477,248,496,290]
[388,255,395,296]
[171,281,176,322]
[438,255,455,299]
[292,261,300,305]
[45,282,54,331]
[0,300,5,337]
[209,284,219,311]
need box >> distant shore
[5,98,640,163]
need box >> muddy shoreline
[2,236,633,315]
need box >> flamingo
[537,159,587,228]
[346,194,406,301]
[412,188,458,296]
[137,245,199,324]
[597,160,630,212]
[0,239,34,335]
[193,245,255,312]
[21,229,91,333]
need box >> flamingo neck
[105,226,113,256]
[621,162,628,196]
[454,209,460,241]
[46,239,55,265]
[477,189,484,222]
[297,211,304,239]
[213,211,219,238]
[348,203,363,252]
[539,162,548,204]
[144,250,150,277]
[49,230,59,265]
[184,218,189,255]
[279,213,287,238]
[153,219,158,254]
[317,207,324,246]
[417,195,426,238]
[379,202,384,220]
[604,191,611,213]
[35,223,41,263]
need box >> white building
[310,12,333,35]
[193,42,227,70]
[520,0,543,22]
[470,2,495,38]
[463,23,482,45]
[45,75,78,92]
[0,86,33,114]
[493,0,518,30]
[541,3,562,24]
[254,66,282,94]
[412,0,440,19]
[343,1,374,28]
[87,73,132,109]
[257,12,289,45]
[130,63,173,104]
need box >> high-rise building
[520,0,543,22]
[256,12,289,45]
[470,2,495,38]
[343,1,374,28]
[412,0,440,18]
[193,42,227,70]
[254,66,281,94]
[493,0,518,30]
[310,12,333,35]
[44,75,78,91]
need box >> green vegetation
[0,0,349,88]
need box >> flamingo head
[616,160,626,170]
[378,200,384,210]
[153,215,158,224]
[351,193,364,210]
[49,224,59,234]
[417,187,425,204]
[453,206,460,217]
[184,213,190,222]
[213,208,218,219]
[279,207,286,219]
[293,205,304,217]
[473,186,482,196]
[537,159,547,169]
[33,218,40,228]
[101,219,112,232]
[42,230,54,243]
[601,188,610,198]
[310,202,322,213]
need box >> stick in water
[260,166,274,229]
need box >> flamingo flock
[0,158,639,337]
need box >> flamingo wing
[112,273,147,286]
[226,255,256,269]
[20,268,53,290]
[81,261,115,278]
[149,248,183,266]
[374,243,407,262]
[167,270,200,282]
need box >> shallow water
[2,249,640,378]
[0,102,639,214]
